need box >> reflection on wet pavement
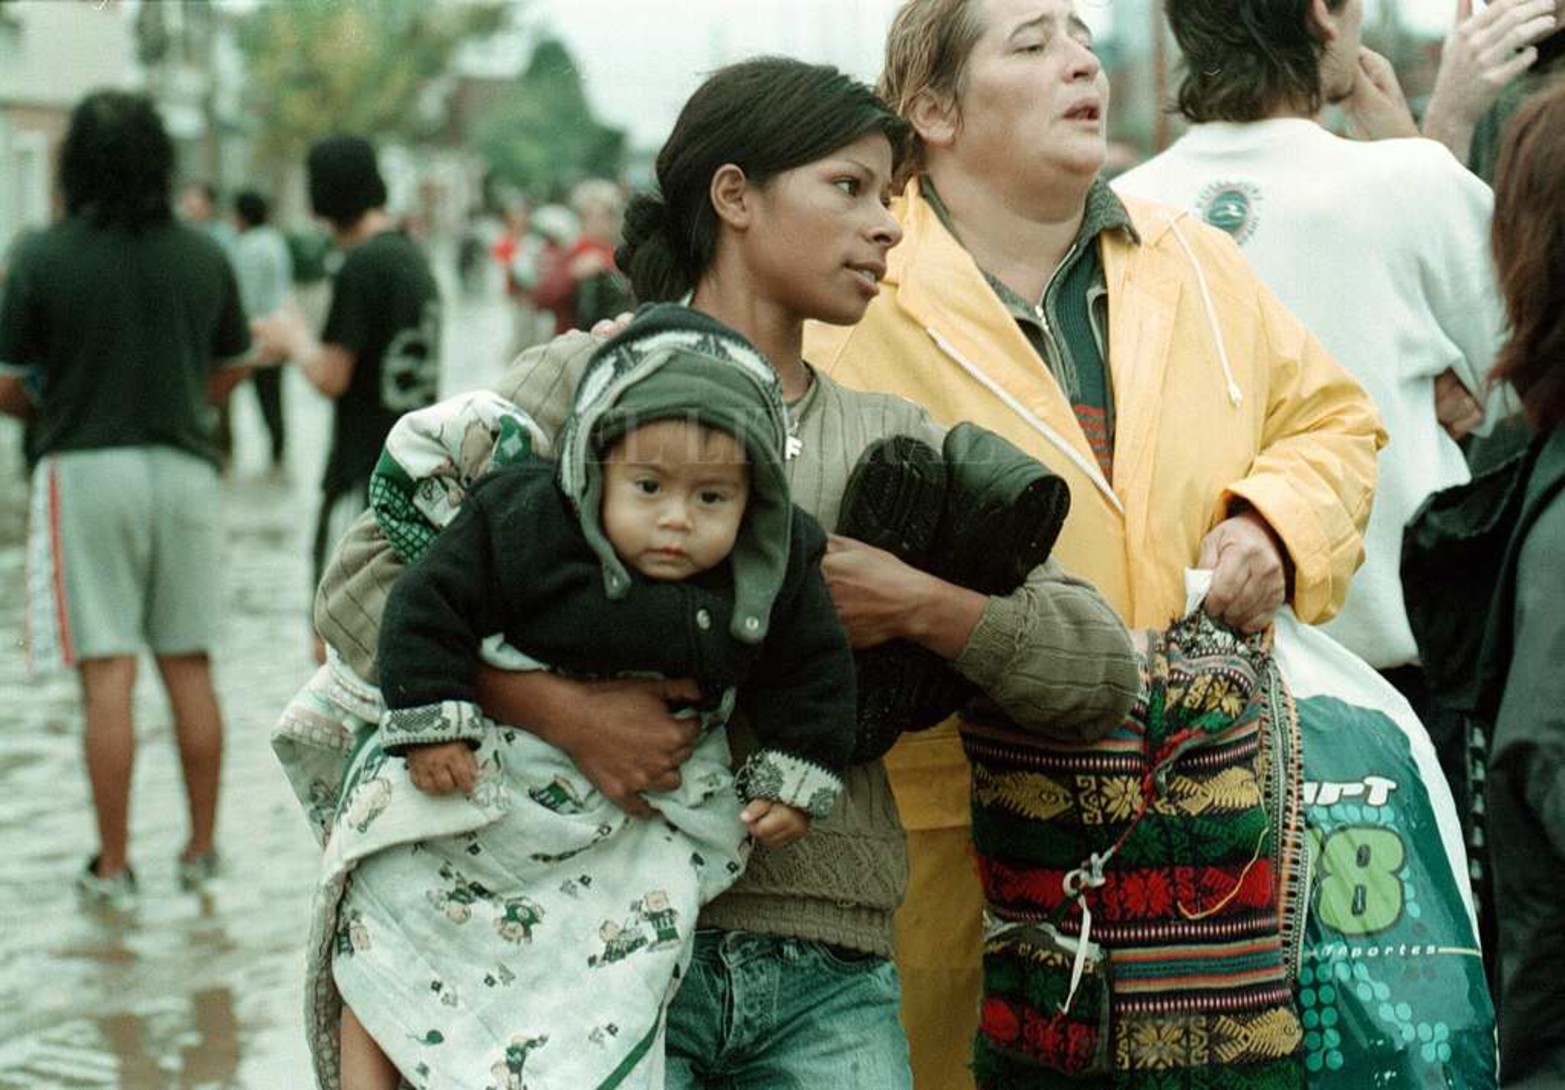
[2,987,246,1090]
[0,470,322,1089]
[0,286,512,1089]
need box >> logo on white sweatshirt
[1196,179,1263,246]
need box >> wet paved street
[0,279,515,1089]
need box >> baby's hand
[406,741,479,796]
[741,799,812,849]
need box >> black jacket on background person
[1408,427,1565,1086]
[1476,429,1565,1087]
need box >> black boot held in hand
[836,434,948,566]
[837,436,972,761]
[939,423,1071,596]
[836,427,1073,762]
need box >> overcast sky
[522,0,1464,148]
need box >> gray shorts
[26,446,222,669]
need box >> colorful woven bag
[965,611,1308,1090]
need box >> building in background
[0,1,138,256]
[133,0,250,197]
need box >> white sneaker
[177,850,220,890]
[77,857,137,909]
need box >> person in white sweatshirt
[1113,0,1507,789]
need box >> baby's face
[600,420,750,581]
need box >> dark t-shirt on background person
[0,218,249,467]
[319,229,440,498]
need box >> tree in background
[237,0,506,170]
[475,37,626,198]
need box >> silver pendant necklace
[784,368,812,460]
[786,418,803,461]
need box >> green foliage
[237,0,506,163]
[475,37,626,197]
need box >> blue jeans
[665,930,912,1089]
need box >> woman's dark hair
[234,189,270,228]
[1490,80,1565,433]
[1166,0,1345,123]
[617,57,909,302]
[59,90,174,231]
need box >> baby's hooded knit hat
[556,304,793,645]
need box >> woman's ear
[908,89,959,150]
[709,164,752,230]
[1309,0,1340,42]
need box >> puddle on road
[1,871,315,1088]
[1,470,324,1089]
[0,988,243,1090]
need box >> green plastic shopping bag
[1273,611,1496,1090]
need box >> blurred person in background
[251,134,441,662]
[489,193,543,352]
[1466,81,1565,1089]
[457,204,496,297]
[0,90,251,903]
[0,227,44,474]
[534,177,632,333]
[179,179,240,467]
[231,189,294,481]
[178,179,237,256]
[508,200,578,352]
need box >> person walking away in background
[533,179,632,334]
[179,180,242,468]
[178,180,238,256]
[0,90,252,903]
[231,189,294,482]
[250,134,441,663]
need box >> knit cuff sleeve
[380,700,488,755]
[734,750,844,819]
[953,559,1141,742]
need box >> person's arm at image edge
[0,373,33,421]
[1422,0,1558,165]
